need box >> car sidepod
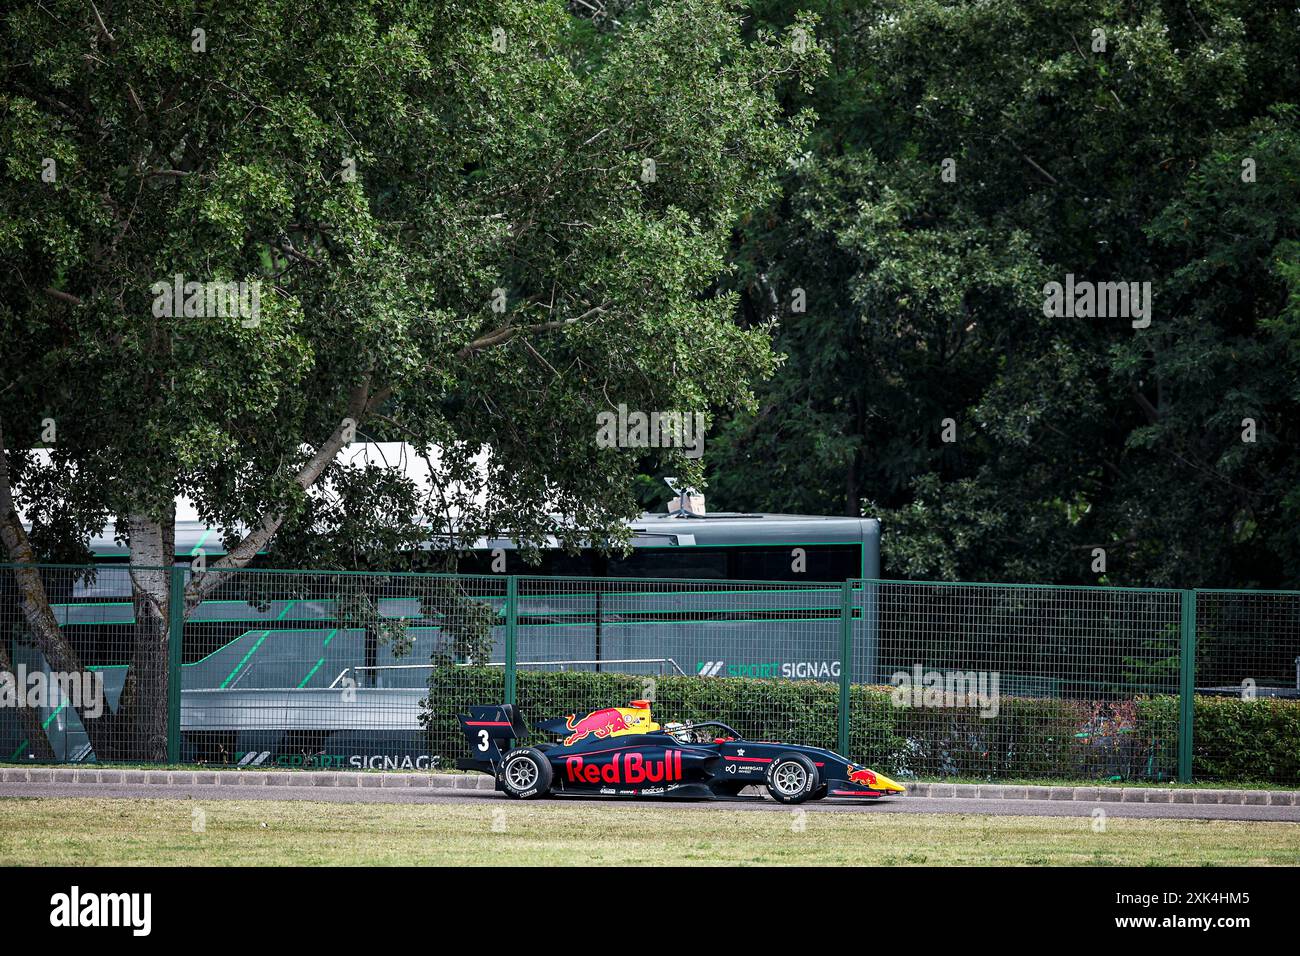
[544,733,719,799]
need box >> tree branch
[182,380,376,613]
[89,0,116,47]
[1129,385,1160,424]
[43,287,84,307]
[271,241,320,267]
[455,304,606,359]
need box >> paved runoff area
[2,767,1298,822]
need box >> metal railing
[2,564,1297,784]
[327,658,688,687]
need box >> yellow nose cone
[873,772,907,793]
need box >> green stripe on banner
[189,528,212,555]
[217,601,296,688]
[296,628,338,688]
[8,701,76,761]
[42,702,68,729]
[296,659,325,688]
[219,631,270,689]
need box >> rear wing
[456,704,529,768]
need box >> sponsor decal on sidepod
[565,750,682,785]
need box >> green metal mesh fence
[849,581,1183,781]
[182,568,508,771]
[3,563,1299,786]
[1193,589,1300,784]
[0,564,169,763]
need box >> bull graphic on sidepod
[560,702,657,746]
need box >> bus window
[730,545,861,582]
[606,548,729,579]
[454,549,597,576]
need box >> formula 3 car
[456,700,905,803]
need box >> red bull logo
[563,708,631,746]
[847,765,878,787]
[565,751,683,785]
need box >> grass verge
[1,797,1297,866]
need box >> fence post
[838,580,853,757]
[166,566,185,765]
[504,575,518,707]
[1178,589,1196,783]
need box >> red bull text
[565,751,683,785]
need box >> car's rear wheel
[765,753,819,804]
[500,747,553,799]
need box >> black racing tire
[765,752,820,804]
[500,747,553,799]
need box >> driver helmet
[663,721,693,742]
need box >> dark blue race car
[456,700,905,804]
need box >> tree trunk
[117,512,176,761]
[0,419,117,759]
[0,639,57,761]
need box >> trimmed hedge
[425,668,1300,781]
[1137,694,1300,784]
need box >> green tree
[710,0,1300,588]
[0,0,821,757]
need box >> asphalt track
[3,782,1298,821]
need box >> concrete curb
[1,766,1297,805]
[903,781,1298,806]
[0,766,497,791]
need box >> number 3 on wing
[478,729,490,752]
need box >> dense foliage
[2,0,821,566]
[707,0,1300,589]
[6,1,1297,591]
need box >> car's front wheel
[765,752,819,804]
[500,747,553,799]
